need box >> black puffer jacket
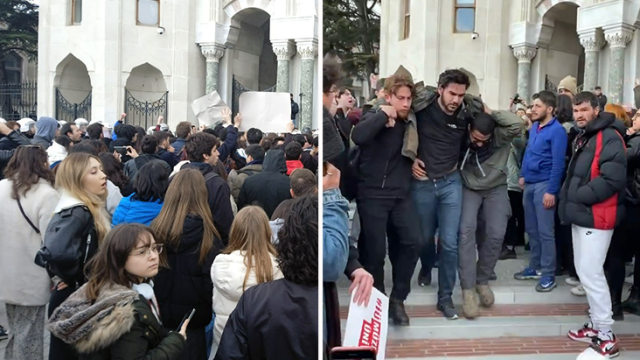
[625,132,640,204]
[559,112,627,230]
[0,130,31,179]
[237,150,292,218]
[154,214,223,329]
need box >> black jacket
[215,279,318,360]
[559,112,627,230]
[179,162,233,243]
[0,130,31,180]
[351,109,414,199]
[334,109,356,200]
[36,205,97,287]
[109,138,135,163]
[237,150,292,218]
[158,147,180,169]
[154,215,223,330]
[124,153,172,182]
[625,133,640,204]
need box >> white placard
[191,91,228,127]
[238,92,291,132]
[343,287,389,360]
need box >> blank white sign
[239,92,291,133]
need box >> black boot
[611,288,624,321]
[418,268,432,287]
[499,246,517,260]
[389,298,410,326]
[623,286,640,316]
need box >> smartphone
[331,346,376,360]
[113,146,128,156]
[176,308,196,331]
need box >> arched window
[3,53,23,84]
[137,0,160,26]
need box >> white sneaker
[565,277,581,286]
[571,285,587,296]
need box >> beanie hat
[558,76,578,96]
[323,108,344,163]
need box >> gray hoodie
[31,117,58,149]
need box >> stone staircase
[337,249,640,359]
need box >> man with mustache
[351,73,421,326]
[559,91,626,359]
[514,91,567,293]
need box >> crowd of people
[322,52,639,358]
[0,106,319,360]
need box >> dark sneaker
[0,325,7,341]
[499,247,516,260]
[514,268,541,280]
[535,276,557,292]
[568,321,598,343]
[489,270,497,281]
[388,298,410,326]
[418,269,432,287]
[437,301,459,320]
[588,331,620,358]
[622,286,640,316]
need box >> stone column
[512,44,537,102]
[296,40,318,131]
[200,43,226,94]
[272,41,296,93]
[604,25,634,104]
[579,30,605,92]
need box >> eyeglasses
[131,244,163,257]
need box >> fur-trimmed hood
[48,283,139,354]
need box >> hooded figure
[31,117,58,149]
[237,149,292,218]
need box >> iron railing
[124,89,168,130]
[55,88,92,121]
[0,82,37,120]
[231,75,276,118]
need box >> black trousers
[48,286,78,360]
[555,210,576,278]
[606,204,640,303]
[504,191,525,247]
[357,196,420,301]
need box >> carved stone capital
[604,26,634,49]
[200,43,225,63]
[272,41,296,61]
[296,40,318,60]
[512,45,537,63]
[579,33,606,52]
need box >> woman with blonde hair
[151,169,224,360]
[35,152,110,360]
[210,206,283,353]
[0,145,59,360]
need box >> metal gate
[231,75,276,117]
[124,90,168,130]
[0,82,37,120]
[55,88,92,121]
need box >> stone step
[397,354,640,360]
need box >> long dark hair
[98,152,129,192]
[556,94,574,124]
[132,162,169,202]
[4,145,55,200]
[276,195,317,286]
[85,224,156,301]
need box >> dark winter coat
[215,279,318,360]
[351,109,414,199]
[109,138,135,163]
[0,130,31,180]
[333,109,356,200]
[229,163,263,202]
[48,283,185,360]
[35,194,98,288]
[559,112,627,230]
[157,147,180,169]
[178,162,233,243]
[154,215,223,330]
[124,154,172,182]
[237,150,292,219]
[624,132,640,204]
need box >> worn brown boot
[477,285,495,307]
[462,289,479,319]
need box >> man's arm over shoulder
[492,110,525,146]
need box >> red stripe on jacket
[590,131,625,229]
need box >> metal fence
[0,82,37,120]
[55,88,92,121]
[124,90,168,130]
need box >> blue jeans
[413,171,463,303]
[523,181,556,277]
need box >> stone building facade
[379,0,640,110]
[36,0,319,130]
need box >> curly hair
[185,132,220,163]
[276,195,318,286]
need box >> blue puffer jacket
[111,194,163,227]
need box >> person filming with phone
[48,224,188,359]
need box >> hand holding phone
[177,309,196,332]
